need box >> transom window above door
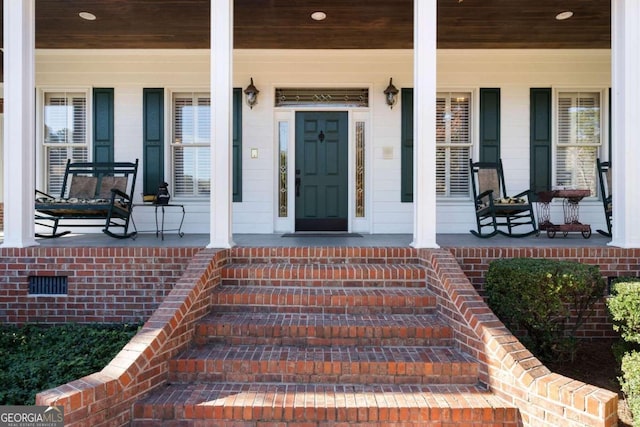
[275,88,369,108]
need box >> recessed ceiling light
[311,11,327,21]
[79,11,97,21]
[555,11,574,21]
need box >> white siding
[34,49,611,234]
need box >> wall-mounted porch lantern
[384,78,399,109]
[244,78,260,109]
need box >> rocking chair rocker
[596,158,612,237]
[469,159,538,238]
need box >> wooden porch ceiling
[0,0,610,50]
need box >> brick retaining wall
[0,247,200,324]
[422,249,617,427]
[446,246,640,339]
[0,245,635,337]
[28,246,620,426]
[35,248,228,426]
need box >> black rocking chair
[469,159,538,238]
[596,158,612,237]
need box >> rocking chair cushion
[494,197,526,205]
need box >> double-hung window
[43,91,88,195]
[172,92,211,198]
[556,91,601,195]
[436,92,472,197]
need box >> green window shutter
[233,88,242,202]
[401,88,414,203]
[93,88,114,163]
[479,88,500,163]
[143,88,164,196]
[530,88,552,199]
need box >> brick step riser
[228,248,420,265]
[133,422,519,427]
[229,258,421,264]
[221,279,428,288]
[212,305,436,315]
[201,335,458,348]
[194,324,453,346]
[168,364,479,386]
[196,335,454,347]
[212,292,436,308]
[211,292,437,314]
[132,407,518,426]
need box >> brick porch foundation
[24,246,618,427]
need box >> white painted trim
[352,110,372,233]
[611,0,640,247]
[2,0,38,247]
[208,0,234,248]
[273,110,294,233]
[411,0,438,248]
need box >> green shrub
[0,323,140,405]
[607,279,640,425]
[485,258,606,362]
[608,280,640,345]
[621,351,640,424]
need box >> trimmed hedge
[485,258,605,362]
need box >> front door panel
[295,112,348,231]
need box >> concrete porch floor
[8,231,614,248]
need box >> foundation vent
[28,276,68,295]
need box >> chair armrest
[475,190,495,210]
[109,189,132,202]
[111,188,130,198]
[476,189,494,201]
[35,189,55,199]
[512,189,534,201]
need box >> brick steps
[132,383,519,426]
[221,263,427,288]
[169,345,478,385]
[194,312,454,347]
[132,253,518,426]
[212,286,438,314]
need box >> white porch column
[611,0,640,248]
[2,0,38,248]
[411,0,438,248]
[208,0,234,248]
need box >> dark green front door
[295,112,348,231]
